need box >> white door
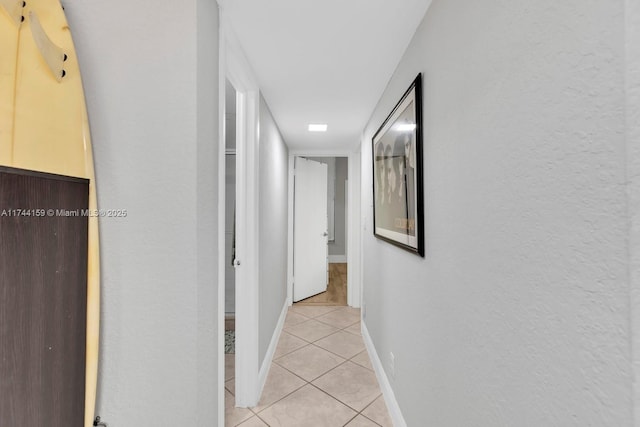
[294,157,329,302]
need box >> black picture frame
[372,73,424,256]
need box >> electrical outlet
[389,352,395,380]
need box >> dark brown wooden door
[0,166,89,427]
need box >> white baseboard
[361,322,407,427]
[328,255,347,263]
[257,300,289,397]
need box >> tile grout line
[282,327,340,345]
[250,358,348,419]
[307,381,383,422]
[308,341,363,361]
[307,381,365,415]
[272,354,381,419]
[279,326,364,360]
[342,410,386,427]
[273,341,314,360]
[248,373,307,417]
[307,361,383,414]
[275,335,358,365]
[247,306,382,425]
[274,353,351,384]
[283,319,361,343]
[291,304,343,312]
[282,324,337,343]
[314,316,361,329]
[342,413,361,427]
[357,396,387,427]
[289,306,352,320]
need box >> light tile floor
[225,306,393,427]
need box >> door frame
[287,149,362,308]
[217,9,261,422]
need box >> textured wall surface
[361,0,632,425]
[64,0,219,424]
[258,95,289,365]
[627,0,640,424]
[196,0,219,424]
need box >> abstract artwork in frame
[372,73,424,256]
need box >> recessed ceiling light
[396,123,416,132]
[308,124,328,132]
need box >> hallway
[52,0,640,425]
[225,306,392,426]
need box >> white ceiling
[221,0,432,151]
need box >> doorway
[224,79,237,402]
[218,24,262,420]
[218,17,363,424]
[292,156,349,307]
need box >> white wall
[195,0,219,423]
[258,95,289,365]
[64,0,219,424]
[627,0,640,424]
[361,0,631,425]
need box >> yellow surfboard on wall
[0,0,99,425]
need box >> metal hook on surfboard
[29,10,67,82]
[0,0,25,26]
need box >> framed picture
[372,73,424,256]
